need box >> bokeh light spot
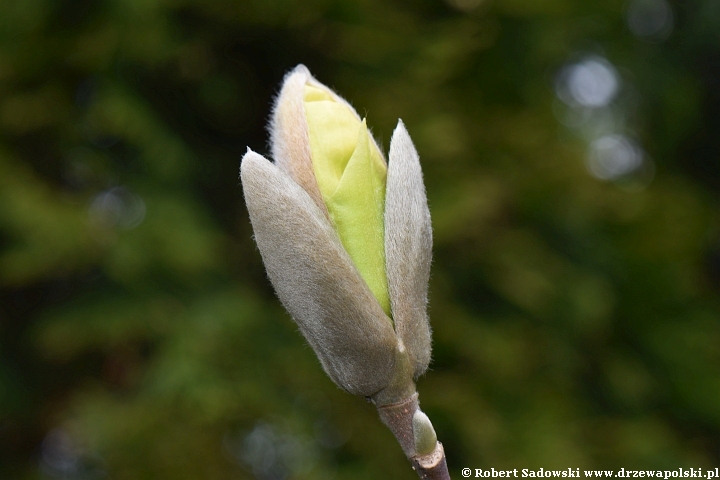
[557,56,619,108]
[88,187,146,230]
[626,0,674,41]
[586,134,644,181]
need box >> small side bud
[412,409,437,457]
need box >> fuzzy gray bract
[385,121,433,378]
[241,151,397,396]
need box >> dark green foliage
[1,0,719,478]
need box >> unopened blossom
[240,65,448,479]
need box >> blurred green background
[1,0,720,478]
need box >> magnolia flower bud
[241,66,450,480]
[240,64,432,403]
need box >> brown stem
[412,442,450,480]
[376,393,419,457]
[375,394,451,480]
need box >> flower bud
[412,409,438,457]
[241,65,433,401]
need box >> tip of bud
[292,64,310,76]
[391,119,411,147]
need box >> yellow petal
[304,85,391,317]
[304,85,359,197]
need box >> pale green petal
[329,120,390,316]
[303,85,391,317]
